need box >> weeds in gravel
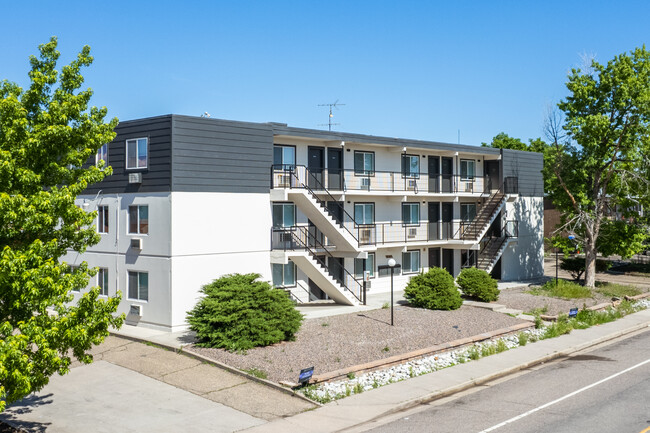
[243,368,268,379]
[534,315,543,329]
[518,332,529,346]
[354,382,364,394]
[528,280,593,299]
[382,346,390,352]
[496,340,508,353]
[347,372,355,380]
[527,306,548,316]
[595,282,641,298]
[321,322,329,327]
[381,302,390,309]
[467,347,480,360]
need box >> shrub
[404,267,462,310]
[456,267,500,302]
[560,257,612,281]
[187,273,303,350]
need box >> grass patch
[527,280,593,299]
[594,282,641,298]
[526,306,549,316]
[243,367,268,380]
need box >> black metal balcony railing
[271,226,363,302]
[271,165,508,195]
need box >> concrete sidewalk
[241,308,650,432]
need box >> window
[273,145,296,170]
[272,203,295,228]
[354,203,374,225]
[460,160,475,180]
[402,250,421,273]
[128,205,149,234]
[272,262,296,287]
[354,253,375,278]
[97,268,109,296]
[402,203,420,226]
[401,154,420,178]
[460,203,477,222]
[354,151,375,175]
[98,205,109,234]
[128,271,149,301]
[96,143,108,167]
[126,138,148,169]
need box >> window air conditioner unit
[130,238,143,249]
[359,228,372,244]
[408,228,417,238]
[129,304,143,317]
[279,232,293,243]
[361,178,371,190]
[278,174,290,188]
[128,172,142,184]
[408,180,417,190]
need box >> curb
[108,332,320,407]
[356,318,650,426]
[311,322,533,384]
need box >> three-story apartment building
[66,114,544,331]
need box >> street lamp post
[388,258,396,326]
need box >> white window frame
[401,154,420,178]
[273,145,296,169]
[127,270,149,301]
[402,250,421,274]
[126,137,148,170]
[354,252,375,278]
[272,262,296,287]
[97,268,109,296]
[97,205,109,234]
[96,143,109,167]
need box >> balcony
[271,165,495,195]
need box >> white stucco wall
[500,196,544,281]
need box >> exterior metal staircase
[458,189,507,242]
[271,226,363,305]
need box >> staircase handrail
[456,185,506,240]
[273,226,363,303]
[273,164,360,244]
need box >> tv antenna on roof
[318,100,345,131]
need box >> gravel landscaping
[187,305,526,383]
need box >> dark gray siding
[272,125,501,156]
[85,115,172,194]
[502,149,543,197]
[171,115,274,193]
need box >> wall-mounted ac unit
[361,178,371,190]
[129,304,142,316]
[278,174,290,188]
[279,232,293,243]
[130,238,143,249]
[128,172,142,184]
[408,228,417,238]
[359,228,372,244]
[408,180,417,190]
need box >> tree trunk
[583,239,597,288]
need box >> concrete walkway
[0,336,316,433]
[241,308,650,432]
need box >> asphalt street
[365,328,650,433]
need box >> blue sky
[2,1,648,146]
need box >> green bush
[560,257,612,281]
[456,267,500,302]
[187,273,303,351]
[404,267,462,310]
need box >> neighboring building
[66,115,544,331]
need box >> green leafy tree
[187,273,303,351]
[481,132,528,151]
[546,47,650,287]
[0,37,123,412]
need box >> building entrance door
[327,148,343,190]
[308,147,325,189]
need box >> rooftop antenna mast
[318,100,345,131]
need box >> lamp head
[388,258,396,267]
